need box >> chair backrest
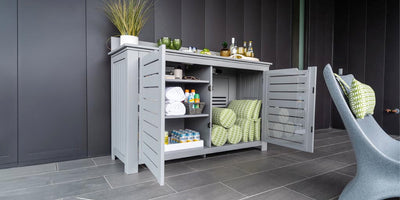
[323,64,398,159]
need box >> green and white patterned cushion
[228,100,258,119]
[335,74,375,119]
[254,118,261,141]
[211,125,227,146]
[252,100,262,119]
[227,125,243,144]
[248,119,255,141]
[235,118,251,142]
[212,107,236,128]
[349,79,375,119]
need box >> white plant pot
[120,35,139,46]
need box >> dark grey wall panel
[348,0,367,82]
[306,0,334,129]
[226,0,244,44]
[18,0,87,164]
[383,0,399,135]
[86,0,118,157]
[205,0,226,52]
[261,0,276,63]
[275,0,292,68]
[364,0,386,126]
[154,0,181,41]
[0,0,18,166]
[244,0,261,58]
[181,0,205,48]
[139,0,155,42]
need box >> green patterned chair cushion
[235,118,251,142]
[227,125,243,144]
[252,100,262,119]
[228,100,258,119]
[212,107,236,128]
[254,118,261,141]
[211,125,227,146]
[335,74,376,119]
[248,119,255,142]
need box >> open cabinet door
[139,46,166,185]
[263,67,317,152]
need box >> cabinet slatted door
[139,46,166,185]
[263,67,317,152]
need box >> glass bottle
[247,41,254,57]
[230,37,237,55]
[243,41,247,53]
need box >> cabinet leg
[203,154,207,158]
[261,141,268,151]
[124,163,138,174]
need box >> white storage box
[164,140,204,152]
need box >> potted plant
[104,0,152,46]
[220,42,230,57]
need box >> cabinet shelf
[165,79,210,84]
[165,114,209,119]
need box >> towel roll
[211,125,227,146]
[165,87,185,102]
[227,125,242,144]
[212,107,236,129]
[165,102,186,116]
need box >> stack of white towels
[165,87,186,116]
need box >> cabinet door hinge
[208,85,212,92]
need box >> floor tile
[314,130,347,140]
[325,151,356,164]
[166,166,248,192]
[105,168,155,188]
[151,183,245,200]
[315,135,349,147]
[165,162,197,177]
[269,157,348,178]
[278,149,332,162]
[0,174,52,193]
[71,181,174,200]
[316,142,353,154]
[233,156,295,173]
[223,170,305,196]
[286,172,352,200]
[57,158,95,171]
[182,154,239,171]
[0,177,109,200]
[335,165,356,177]
[92,156,122,166]
[245,187,313,200]
[0,163,56,181]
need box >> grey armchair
[323,64,400,200]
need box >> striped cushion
[254,118,261,141]
[253,100,262,119]
[235,118,251,142]
[211,125,227,146]
[228,100,258,119]
[227,125,242,144]
[212,107,236,128]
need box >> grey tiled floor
[0,129,399,200]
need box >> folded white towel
[165,87,185,102]
[165,102,186,116]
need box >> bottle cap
[185,89,189,93]
[232,37,235,43]
[191,89,195,93]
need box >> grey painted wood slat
[268,115,305,126]
[142,73,162,87]
[268,92,306,101]
[268,107,306,118]
[139,46,165,185]
[269,122,304,132]
[268,84,306,92]
[269,76,307,84]
[142,87,161,100]
[269,100,305,109]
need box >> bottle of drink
[194,93,200,109]
[230,37,237,55]
[243,41,247,54]
[247,41,254,57]
[188,89,195,103]
[184,89,190,102]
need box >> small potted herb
[220,42,230,57]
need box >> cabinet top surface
[109,44,272,70]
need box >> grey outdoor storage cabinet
[323,64,400,200]
[109,44,317,185]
